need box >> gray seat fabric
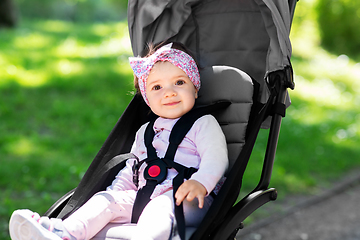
[91,66,253,239]
[91,224,136,240]
[91,223,197,240]
[197,66,253,171]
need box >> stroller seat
[90,65,254,240]
[44,0,297,238]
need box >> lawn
[0,19,135,239]
[1,7,360,240]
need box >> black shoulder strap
[143,100,230,164]
[144,118,157,160]
[132,101,230,239]
[168,100,231,161]
[171,101,231,240]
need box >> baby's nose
[164,87,177,97]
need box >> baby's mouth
[164,101,180,106]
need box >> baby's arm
[174,179,207,208]
[176,115,228,207]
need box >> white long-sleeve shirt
[107,114,228,198]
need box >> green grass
[0,19,135,239]
[1,5,360,238]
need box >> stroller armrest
[212,188,277,239]
[44,188,75,218]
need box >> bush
[316,0,360,60]
[14,0,128,22]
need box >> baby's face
[145,61,198,119]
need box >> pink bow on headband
[129,43,200,105]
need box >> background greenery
[316,0,360,60]
[1,0,360,239]
[13,0,128,22]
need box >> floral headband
[129,43,200,105]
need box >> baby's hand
[174,180,207,208]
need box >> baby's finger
[175,188,187,206]
[185,190,196,202]
[197,195,204,209]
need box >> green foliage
[316,0,360,60]
[241,2,360,224]
[13,0,128,21]
[241,0,360,199]
[0,19,134,239]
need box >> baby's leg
[9,190,137,240]
[131,191,213,240]
[63,190,136,240]
[131,191,174,240]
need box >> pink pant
[62,190,212,240]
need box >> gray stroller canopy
[128,0,294,102]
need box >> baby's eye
[175,80,185,86]
[152,85,161,90]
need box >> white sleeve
[189,115,228,194]
[106,157,138,192]
[106,124,147,192]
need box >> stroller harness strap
[131,101,230,240]
[130,112,202,240]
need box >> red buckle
[148,165,161,177]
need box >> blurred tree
[0,0,18,27]
[316,0,360,59]
[13,0,128,22]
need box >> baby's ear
[195,88,199,99]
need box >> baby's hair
[133,41,199,94]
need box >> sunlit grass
[0,19,135,239]
[0,19,132,88]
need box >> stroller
[44,0,297,239]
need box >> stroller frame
[45,0,298,239]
